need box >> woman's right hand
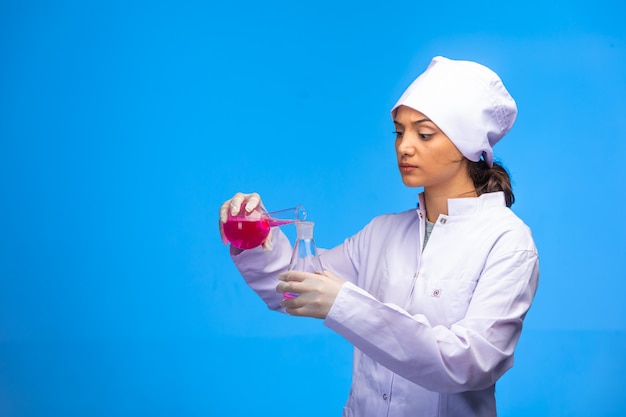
[219,192,273,251]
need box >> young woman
[219,56,539,417]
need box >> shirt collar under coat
[416,191,506,219]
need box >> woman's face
[393,105,469,191]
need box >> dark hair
[468,160,515,207]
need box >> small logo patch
[431,289,442,298]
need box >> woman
[219,56,539,417]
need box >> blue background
[1,0,625,415]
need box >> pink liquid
[223,219,271,249]
[267,219,294,227]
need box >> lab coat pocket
[413,278,478,327]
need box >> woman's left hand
[277,270,346,319]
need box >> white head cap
[391,56,517,167]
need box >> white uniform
[232,191,539,417]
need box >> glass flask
[223,203,307,250]
[284,221,324,299]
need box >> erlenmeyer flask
[223,203,307,250]
[284,221,324,299]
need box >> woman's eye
[419,133,434,140]
[393,130,404,137]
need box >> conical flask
[285,221,324,299]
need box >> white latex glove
[276,270,346,319]
[218,192,273,252]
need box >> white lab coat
[232,192,539,417]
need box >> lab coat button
[382,393,388,400]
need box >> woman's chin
[400,176,423,188]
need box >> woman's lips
[399,164,417,172]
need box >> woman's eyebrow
[412,118,432,125]
[393,118,432,127]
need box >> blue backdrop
[1,0,625,416]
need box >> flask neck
[295,221,315,240]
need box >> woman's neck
[423,185,477,223]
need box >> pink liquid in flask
[223,204,306,250]
[223,219,271,250]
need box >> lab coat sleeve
[324,228,539,393]
[231,229,294,312]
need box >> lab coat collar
[417,191,506,217]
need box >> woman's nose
[396,135,415,156]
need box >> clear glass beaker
[284,221,324,299]
[223,204,307,250]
